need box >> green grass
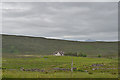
[3,70,118,78]
[2,34,118,57]
[2,55,118,78]
[1,34,118,78]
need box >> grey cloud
[2,2,118,41]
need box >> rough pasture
[2,55,118,78]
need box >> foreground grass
[2,55,117,69]
[2,70,118,78]
[2,55,118,78]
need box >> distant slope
[2,34,118,57]
[85,39,96,42]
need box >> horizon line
[1,33,119,42]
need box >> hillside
[2,34,118,57]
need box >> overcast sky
[2,2,118,41]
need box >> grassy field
[1,34,118,78]
[2,55,118,78]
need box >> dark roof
[54,51,64,55]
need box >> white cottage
[53,51,64,56]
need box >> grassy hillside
[2,34,118,57]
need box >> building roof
[54,51,64,55]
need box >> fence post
[71,58,73,72]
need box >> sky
[2,2,118,41]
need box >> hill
[2,34,118,57]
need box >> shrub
[88,72,93,74]
[64,52,77,56]
[43,56,48,58]
[64,52,87,57]
[1,67,6,69]
[76,68,85,72]
[77,52,87,57]
[98,54,102,58]
[77,69,85,72]
[82,54,87,57]
[111,72,116,75]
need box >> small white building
[53,51,64,56]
